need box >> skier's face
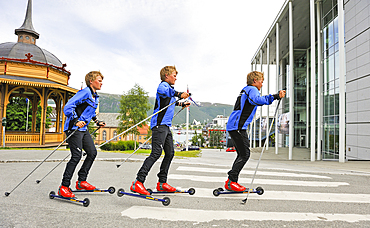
[253,77,264,91]
[90,76,103,92]
[165,71,177,85]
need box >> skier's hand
[181,92,190,99]
[96,120,106,127]
[76,121,86,128]
[279,90,286,99]
[181,101,191,108]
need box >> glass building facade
[251,0,369,161]
[322,0,340,159]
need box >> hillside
[98,92,233,125]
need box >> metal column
[275,23,280,155]
[310,0,316,162]
[317,1,323,160]
[266,38,270,150]
[259,49,263,148]
[253,60,257,148]
[288,0,294,160]
[338,0,346,163]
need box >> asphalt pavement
[1,148,369,227]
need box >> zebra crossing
[121,162,370,224]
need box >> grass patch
[101,149,201,158]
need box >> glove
[95,120,105,126]
[273,93,281,100]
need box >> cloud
[0,0,286,104]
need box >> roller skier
[224,71,286,192]
[130,66,190,195]
[58,71,106,198]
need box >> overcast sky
[0,0,286,105]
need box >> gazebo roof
[0,42,63,68]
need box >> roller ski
[49,186,90,207]
[117,188,170,206]
[116,180,170,206]
[213,179,264,197]
[213,187,264,196]
[72,181,115,194]
[147,182,195,195]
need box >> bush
[100,140,139,151]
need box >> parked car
[226,147,236,152]
[181,146,200,151]
[141,144,152,150]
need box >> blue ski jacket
[226,85,276,131]
[150,81,179,129]
[63,86,99,132]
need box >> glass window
[329,92,335,116]
[334,52,339,79]
[103,130,107,141]
[334,93,339,115]
[322,0,333,18]
[329,54,335,81]
[113,131,117,141]
[334,17,339,44]
[328,21,334,48]
[323,27,328,51]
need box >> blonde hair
[160,66,177,81]
[85,71,104,87]
[247,71,264,85]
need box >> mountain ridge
[98,92,233,125]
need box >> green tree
[209,130,224,148]
[6,97,52,131]
[191,130,205,147]
[118,84,151,148]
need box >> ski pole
[98,98,182,148]
[242,97,283,205]
[116,136,152,168]
[35,126,101,184]
[4,128,79,197]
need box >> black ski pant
[61,130,97,187]
[227,130,250,182]
[136,125,174,183]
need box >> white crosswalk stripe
[121,206,370,223]
[170,187,370,203]
[121,164,370,224]
[168,174,348,187]
[176,166,332,179]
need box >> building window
[322,3,339,160]
[139,136,142,140]
[103,130,107,141]
[113,131,117,141]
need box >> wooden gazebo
[0,0,78,147]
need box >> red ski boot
[156,182,177,192]
[130,180,150,195]
[76,181,96,190]
[58,186,75,198]
[225,179,247,192]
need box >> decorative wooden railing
[1,132,64,145]
[45,133,64,143]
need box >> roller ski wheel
[162,197,170,206]
[108,186,116,194]
[188,188,196,195]
[213,188,220,197]
[256,186,264,195]
[49,191,90,207]
[117,188,171,206]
